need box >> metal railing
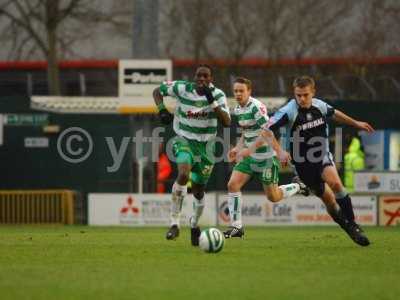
[0,70,399,101]
[0,190,75,224]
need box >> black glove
[159,109,173,125]
[198,85,215,104]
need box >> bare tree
[283,0,355,59]
[179,0,218,61]
[384,1,400,55]
[0,0,132,95]
[352,1,387,60]
[348,0,400,58]
[159,1,185,59]
[256,0,292,61]
[160,0,218,61]
[159,0,357,61]
[332,0,400,80]
[213,0,259,61]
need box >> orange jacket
[157,153,172,181]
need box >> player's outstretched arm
[239,129,291,166]
[153,87,173,125]
[333,110,374,133]
[228,134,244,163]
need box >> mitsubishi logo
[120,196,139,215]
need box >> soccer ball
[199,228,225,253]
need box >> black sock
[336,194,355,222]
[326,205,346,227]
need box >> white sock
[279,183,300,198]
[228,192,242,228]
[170,182,187,226]
[190,194,205,228]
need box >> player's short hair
[293,76,315,89]
[197,64,213,76]
[234,77,252,90]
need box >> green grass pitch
[0,226,399,300]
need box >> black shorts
[294,152,334,197]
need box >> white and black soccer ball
[199,228,225,253]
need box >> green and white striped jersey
[159,80,229,142]
[234,97,275,160]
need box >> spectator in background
[157,143,172,193]
[344,136,365,192]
